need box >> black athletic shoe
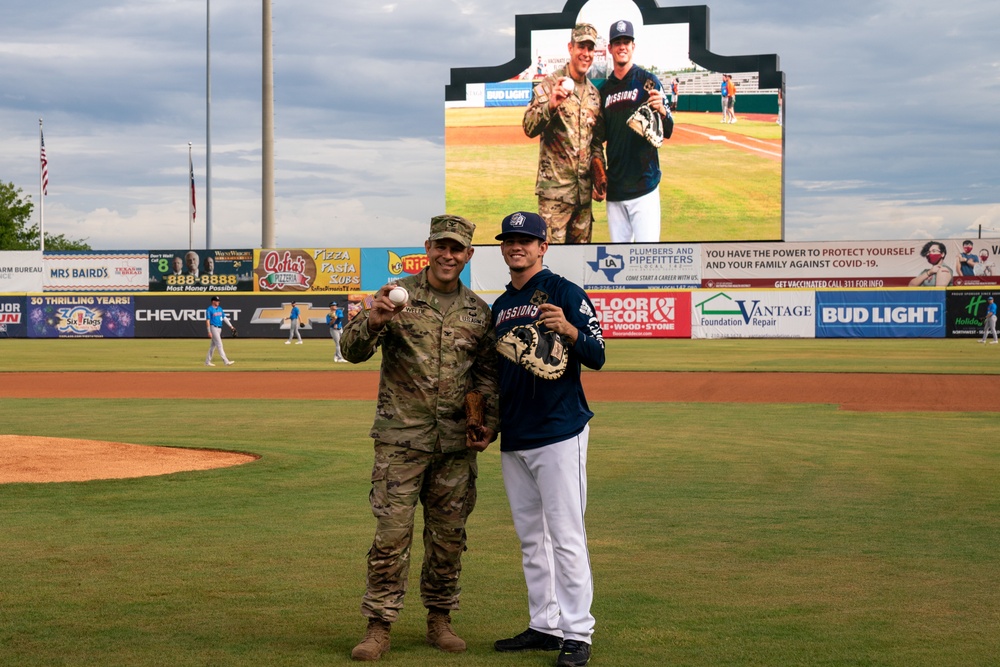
[494,628,562,652]
[556,639,591,667]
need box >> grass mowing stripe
[0,338,996,374]
[2,398,999,665]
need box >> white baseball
[388,286,408,306]
[561,77,575,94]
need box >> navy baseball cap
[329,301,338,306]
[609,19,635,42]
[211,296,220,302]
[496,211,547,241]
[990,296,994,301]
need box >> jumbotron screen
[445,0,784,245]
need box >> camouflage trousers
[361,441,478,622]
[538,197,593,244]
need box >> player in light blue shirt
[327,301,346,362]
[286,301,303,344]
[205,296,235,366]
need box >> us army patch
[529,290,549,307]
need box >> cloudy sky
[2,0,998,250]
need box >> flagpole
[262,0,275,249]
[206,0,213,249]
[38,118,45,252]
[189,142,194,250]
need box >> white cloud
[2,0,999,250]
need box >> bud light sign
[816,291,945,338]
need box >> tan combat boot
[351,618,391,661]
[427,608,466,653]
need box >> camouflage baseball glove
[464,390,487,442]
[496,322,568,380]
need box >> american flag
[189,152,196,221]
[40,130,49,196]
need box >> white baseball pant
[500,425,594,643]
[607,188,661,243]
[206,325,231,364]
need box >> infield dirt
[3,371,996,484]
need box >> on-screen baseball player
[490,211,605,667]
[205,295,235,366]
[598,19,672,243]
[980,295,998,343]
[327,300,346,362]
[285,301,303,344]
[340,214,499,662]
[523,23,605,244]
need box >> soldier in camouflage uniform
[342,214,499,662]
[523,23,606,244]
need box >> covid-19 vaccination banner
[701,240,995,289]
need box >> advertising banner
[26,295,135,338]
[583,244,701,290]
[42,251,149,292]
[253,248,362,293]
[0,296,27,338]
[691,290,815,339]
[148,249,255,293]
[134,294,356,338]
[0,251,43,293]
[484,82,534,107]
[815,291,945,338]
[591,291,691,338]
[701,239,999,289]
[360,248,471,291]
[950,239,1000,287]
[945,290,999,337]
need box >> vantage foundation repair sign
[590,291,691,338]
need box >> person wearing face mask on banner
[909,241,954,287]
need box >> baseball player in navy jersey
[285,301,303,344]
[491,211,605,667]
[598,19,672,243]
[205,295,235,366]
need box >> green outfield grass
[0,337,995,374]
[2,397,998,666]
[444,108,781,243]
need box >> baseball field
[445,107,783,243]
[2,338,999,666]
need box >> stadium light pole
[262,0,276,249]
[206,0,213,249]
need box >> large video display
[445,0,784,245]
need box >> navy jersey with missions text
[491,269,605,452]
[599,65,663,202]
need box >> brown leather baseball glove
[591,157,607,202]
[464,391,487,442]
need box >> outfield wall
[1,290,995,341]
[2,241,998,339]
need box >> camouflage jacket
[341,268,500,453]
[523,65,605,205]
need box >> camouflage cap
[572,23,598,44]
[429,214,476,247]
